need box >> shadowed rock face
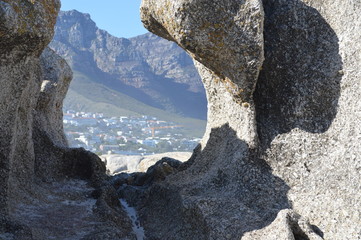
[253,1,361,239]
[0,0,359,239]
[37,47,72,147]
[140,0,360,239]
[0,0,61,217]
[0,2,132,239]
[139,0,292,239]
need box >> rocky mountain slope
[50,10,207,120]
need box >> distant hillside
[50,10,207,120]
[64,70,206,137]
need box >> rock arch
[0,0,359,239]
[138,0,360,239]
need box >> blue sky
[60,0,148,38]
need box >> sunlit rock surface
[0,0,359,239]
[139,0,361,239]
[101,152,192,175]
[142,0,264,148]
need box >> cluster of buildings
[63,110,201,155]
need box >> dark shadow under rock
[255,0,343,150]
[133,124,291,239]
[34,123,106,186]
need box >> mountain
[49,10,207,121]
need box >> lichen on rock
[0,0,60,57]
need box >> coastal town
[63,110,201,156]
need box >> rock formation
[0,0,359,239]
[0,1,134,239]
[139,0,361,239]
[254,1,361,239]
[100,152,192,175]
[0,0,61,219]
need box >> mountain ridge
[50,10,207,120]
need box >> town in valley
[63,110,201,156]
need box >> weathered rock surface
[136,152,192,172]
[12,179,133,240]
[141,0,264,105]
[0,1,135,239]
[138,0,361,239]
[33,48,105,184]
[255,1,361,239]
[0,0,61,220]
[37,47,72,147]
[100,152,192,175]
[32,46,72,181]
[141,0,264,149]
[1,0,360,239]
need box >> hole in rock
[52,4,207,176]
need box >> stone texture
[141,0,264,148]
[141,0,264,104]
[9,179,136,240]
[32,47,72,181]
[100,152,192,175]
[37,47,72,147]
[243,209,323,240]
[136,152,192,172]
[0,0,359,239]
[0,1,134,239]
[254,1,361,239]
[138,0,361,239]
[34,47,106,184]
[0,0,60,218]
